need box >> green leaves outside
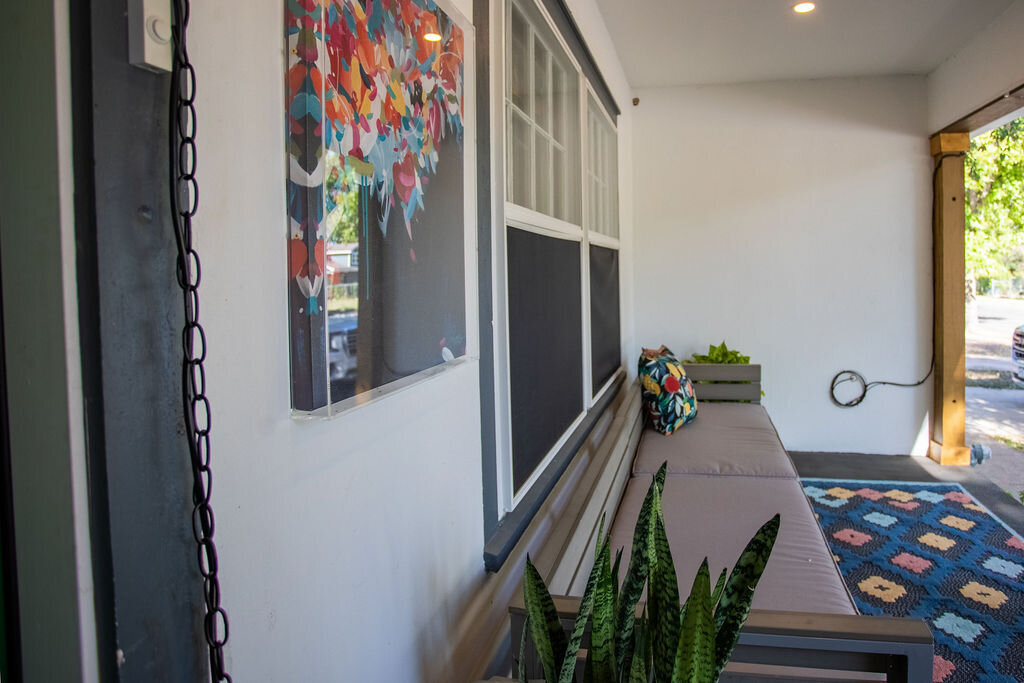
[966,117,1024,282]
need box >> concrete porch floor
[790,451,1024,538]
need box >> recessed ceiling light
[793,2,815,13]
[424,32,442,42]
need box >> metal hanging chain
[169,0,232,680]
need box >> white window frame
[489,0,620,518]
[585,84,620,248]
[584,85,620,404]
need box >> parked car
[1014,324,1024,388]
[328,311,357,381]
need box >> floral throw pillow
[637,346,698,435]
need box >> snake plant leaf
[623,614,649,683]
[654,460,667,491]
[611,546,623,614]
[518,615,529,683]
[712,514,781,679]
[627,619,649,683]
[557,538,607,683]
[710,568,727,610]
[614,463,667,671]
[674,558,714,683]
[523,554,567,682]
[590,541,617,683]
[648,482,680,683]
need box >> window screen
[589,245,619,395]
[507,228,583,491]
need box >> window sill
[482,367,624,571]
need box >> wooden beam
[930,134,970,466]
[930,132,970,156]
[939,82,1024,135]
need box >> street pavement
[966,296,1024,501]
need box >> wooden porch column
[929,133,970,466]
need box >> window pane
[507,228,583,491]
[534,42,550,133]
[552,147,565,220]
[606,131,618,235]
[509,4,530,115]
[535,131,551,216]
[510,107,532,208]
[505,0,580,224]
[587,94,618,238]
[552,64,567,144]
[587,115,597,230]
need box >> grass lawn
[966,368,1019,390]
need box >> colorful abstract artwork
[285,0,467,411]
[804,479,1024,681]
[321,0,464,235]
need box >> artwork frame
[285,0,477,415]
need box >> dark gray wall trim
[69,2,117,679]
[541,0,620,119]
[483,369,624,571]
[475,0,500,540]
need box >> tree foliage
[325,153,360,245]
[965,117,1024,279]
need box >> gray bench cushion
[633,403,797,479]
[606,474,857,616]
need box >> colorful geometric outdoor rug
[802,479,1024,682]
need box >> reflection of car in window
[1014,324,1024,388]
[328,311,357,380]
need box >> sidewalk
[965,296,1024,502]
[966,387,1024,500]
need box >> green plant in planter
[518,463,779,683]
[687,342,750,365]
[686,342,764,399]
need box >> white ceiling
[593,0,1016,88]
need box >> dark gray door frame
[78,1,207,680]
[69,2,117,679]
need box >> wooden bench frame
[509,596,933,682]
[683,362,762,404]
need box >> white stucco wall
[187,0,633,679]
[927,0,1024,132]
[632,77,934,455]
